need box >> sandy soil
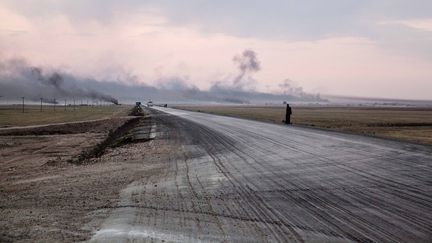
[0,116,156,242]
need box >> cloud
[1,1,432,100]
[369,19,432,60]
[2,0,431,40]
[379,18,432,32]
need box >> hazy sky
[1,0,431,99]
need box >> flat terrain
[174,105,432,145]
[0,105,130,127]
[1,107,431,242]
[0,106,141,242]
[91,107,432,242]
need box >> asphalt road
[90,107,432,242]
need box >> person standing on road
[285,104,292,124]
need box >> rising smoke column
[278,78,322,101]
[232,49,261,88]
[31,68,69,97]
[30,67,119,104]
[0,58,119,104]
[0,56,324,105]
[278,79,306,96]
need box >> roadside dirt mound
[0,109,158,242]
[0,131,157,242]
[73,116,155,164]
[129,105,145,116]
[73,117,140,164]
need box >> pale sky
[1,0,431,99]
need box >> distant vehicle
[136,102,141,106]
[147,100,153,107]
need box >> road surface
[90,107,432,242]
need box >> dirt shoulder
[0,111,158,242]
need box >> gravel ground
[0,116,156,242]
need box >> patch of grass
[175,105,432,146]
[0,104,131,127]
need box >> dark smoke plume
[232,49,261,88]
[0,55,324,105]
[278,79,321,101]
[279,79,306,96]
[0,58,118,104]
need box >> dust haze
[0,58,118,104]
[0,50,323,104]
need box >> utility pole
[40,98,43,112]
[54,98,56,111]
[73,97,75,111]
[22,97,25,113]
[65,99,67,111]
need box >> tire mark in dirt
[215,125,425,242]
[154,107,432,242]
[195,125,304,242]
